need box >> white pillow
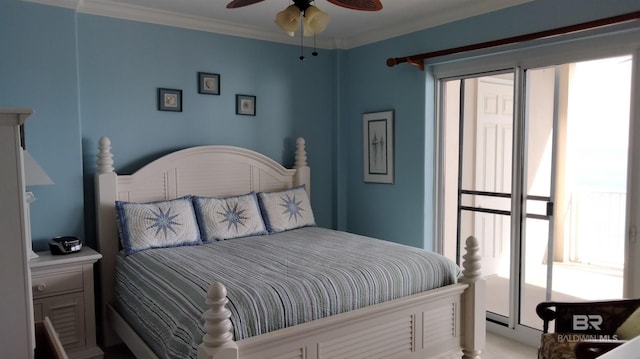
[257,185,315,233]
[115,196,201,255]
[193,192,267,242]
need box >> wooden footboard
[198,236,485,359]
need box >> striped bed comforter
[113,226,460,359]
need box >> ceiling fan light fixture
[303,5,329,36]
[228,0,381,61]
[275,4,301,34]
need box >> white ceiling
[27,0,532,49]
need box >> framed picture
[158,88,182,112]
[198,72,220,95]
[363,110,394,184]
[236,94,256,116]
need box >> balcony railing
[567,190,626,269]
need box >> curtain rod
[386,11,640,71]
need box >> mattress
[113,226,460,359]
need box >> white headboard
[94,136,310,345]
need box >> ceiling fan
[226,0,382,60]
[226,0,383,12]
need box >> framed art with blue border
[363,110,394,184]
[236,94,256,116]
[198,72,220,95]
[158,88,182,112]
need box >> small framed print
[198,72,220,95]
[236,94,256,116]
[158,88,182,112]
[363,110,394,184]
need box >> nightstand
[30,247,103,359]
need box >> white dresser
[0,108,36,358]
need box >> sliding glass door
[520,57,631,328]
[439,54,633,340]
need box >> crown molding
[23,0,340,49]
[23,0,532,50]
[24,0,78,9]
[338,0,533,49]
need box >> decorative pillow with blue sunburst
[257,185,316,233]
[193,192,268,242]
[115,196,202,255]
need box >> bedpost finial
[462,235,482,280]
[294,137,307,168]
[201,282,235,349]
[97,136,114,174]
[209,281,228,300]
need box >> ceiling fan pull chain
[299,12,305,61]
[312,33,318,56]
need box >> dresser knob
[35,284,46,292]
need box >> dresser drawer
[32,271,83,299]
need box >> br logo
[573,314,603,331]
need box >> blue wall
[76,15,337,251]
[340,0,640,249]
[1,0,336,250]
[1,0,638,252]
[1,1,83,247]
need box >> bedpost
[460,235,485,359]
[198,282,239,359]
[97,136,114,173]
[293,137,311,195]
[95,136,120,346]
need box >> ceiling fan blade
[327,0,382,11]
[226,0,266,9]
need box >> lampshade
[275,5,301,36]
[303,5,329,36]
[24,149,54,186]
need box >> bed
[94,136,486,359]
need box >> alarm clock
[49,236,83,255]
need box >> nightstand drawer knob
[36,284,46,292]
